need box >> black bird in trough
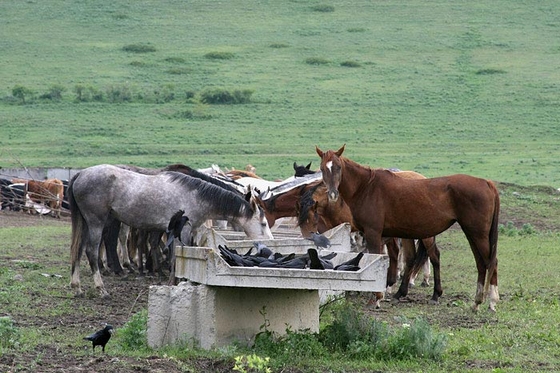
[84,324,114,353]
[165,210,190,248]
[253,241,273,259]
[334,251,364,271]
[306,232,331,252]
[308,248,335,270]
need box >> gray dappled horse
[69,164,273,298]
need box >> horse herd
[2,144,500,312]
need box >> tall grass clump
[117,309,148,351]
[122,43,157,53]
[305,57,330,65]
[204,51,235,60]
[311,5,335,12]
[0,316,20,350]
[200,87,254,104]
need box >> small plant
[499,221,537,236]
[269,43,289,48]
[122,43,157,53]
[118,309,148,351]
[0,316,20,349]
[311,4,335,12]
[199,87,254,104]
[340,60,361,68]
[204,51,235,60]
[106,84,132,103]
[40,84,66,101]
[164,56,186,64]
[305,57,330,65]
[347,27,366,33]
[233,354,272,373]
[476,68,506,75]
[12,85,33,104]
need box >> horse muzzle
[327,189,339,202]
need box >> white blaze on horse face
[326,161,333,172]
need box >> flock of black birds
[218,241,364,271]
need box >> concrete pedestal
[147,282,319,349]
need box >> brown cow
[13,178,65,218]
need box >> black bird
[334,252,364,271]
[306,232,331,251]
[84,324,114,353]
[165,210,190,248]
[253,241,273,259]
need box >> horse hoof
[74,291,84,298]
[421,281,430,288]
[429,299,439,305]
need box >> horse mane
[297,182,323,227]
[162,164,242,194]
[165,172,253,219]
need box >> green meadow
[1,0,560,185]
[2,1,560,371]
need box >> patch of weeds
[311,4,335,12]
[122,44,157,53]
[200,87,254,104]
[347,27,366,33]
[130,60,148,67]
[117,309,148,351]
[305,57,330,65]
[164,56,186,64]
[39,84,66,101]
[166,67,191,75]
[204,51,235,60]
[476,68,506,75]
[340,60,361,68]
[0,316,20,349]
[16,260,42,270]
[269,43,289,48]
[499,221,537,236]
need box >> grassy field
[2,1,560,371]
[2,0,560,185]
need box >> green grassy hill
[2,0,559,185]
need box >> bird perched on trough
[165,210,190,249]
[83,324,114,353]
[307,248,334,270]
[334,251,364,272]
[306,232,331,252]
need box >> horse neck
[270,192,299,218]
[338,157,373,201]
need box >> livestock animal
[69,164,273,298]
[12,178,65,218]
[293,161,317,177]
[316,145,500,312]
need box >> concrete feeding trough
[147,224,389,350]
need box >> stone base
[147,282,319,350]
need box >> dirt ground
[0,184,552,372]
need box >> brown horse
[316,145,500,312]
[13,178,65,218]
[297,174,439,306]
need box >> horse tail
[483,181,500,297]
[68,173,86,274]
[410,239,429,278]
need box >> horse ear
[335,144,346,156]
[293,162,297,170]
[306,162,312,169]
[315,145,324,157]
[244,189,252,202]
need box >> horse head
[242,188,274,240]
[316,144,345,202]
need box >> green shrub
[347,27,366,33]
[106,84,132,103]
[305,57,330,65]
[476,68,506,75]
[200,88,254,104]
[269,43,289,48]
[0,316,20,350]
[385,317,447,361]
[118,309,148,351]
[40,84,66,101]
[12,85,33,104]
[340,60,361,68]
[164,56,186,64]
[204,51,235,60]
[311,5,335,12]
[122,44,157,53]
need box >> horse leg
[103,216,124,276]
[136,229,148,276]
[423,237,442,304]
[363,230,386,309]
[148,231,165,279]
[393,238,418,300]
[385,238,400,288]
[468,237,498,312]
[118,224,134,273]
[84,225,110,298]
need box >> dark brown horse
[316,145,500,312]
